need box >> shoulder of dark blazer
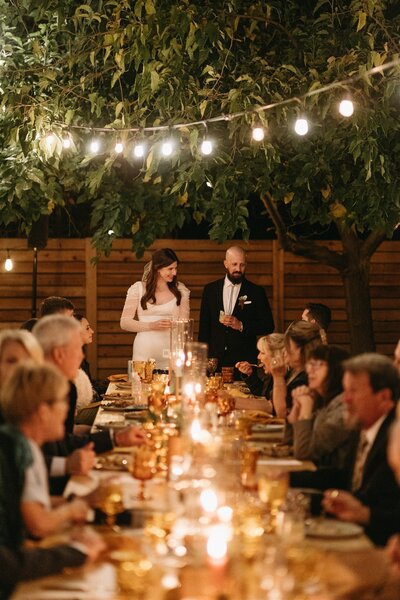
[370,408,396,452]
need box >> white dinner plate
[305,518,363,539]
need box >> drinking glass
[207,357,218,377]
[95,480,125,529]
[258,470,289,515]
[130,447,157,501]
[240,446,259,489]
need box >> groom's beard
[226,271,244,284]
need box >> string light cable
[47,58,400,142]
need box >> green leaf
[145,0,156,15]
[357,11,367,32]
[150,70,159,92]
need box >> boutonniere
[239,295,249,309]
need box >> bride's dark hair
[141,248,181,310]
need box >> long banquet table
[11,379,399,600]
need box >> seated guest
[0,328,94,483]
[73,314,103,427]
[319,353,400,546]
[20,318,38,332]
[271,321,324,418]
[301,302,331,333]
[40,295,75,317]
[0,329,44,423]
[0,391,105,598]
[33,316,146,492]
[288,345,356,469]
[236,333,284,398]
[0,362,89,539]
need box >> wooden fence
[1,238,399,379]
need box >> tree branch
[260,192,347,272]
[361,229,387,260]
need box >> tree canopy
[0,0,399,257]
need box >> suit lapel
[363,410,394,478]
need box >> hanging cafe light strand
[53,58,400,136]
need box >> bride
[120,248,190,369]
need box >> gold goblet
[130,447,157,501]
[96,480,125,530]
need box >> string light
[161,140,173,157]
[294,117,309,136]
[4,250,13,272]
[114,141,124,153]
[252,126,265,141]
[339,98,354,117]
[44,133,55,147]
[133,142,146,158]
[33,57,398,164]
[200,139,213,155]
[62,136,71,149]
[89,139,100,153]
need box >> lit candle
[200,489,219,514]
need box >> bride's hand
[151,319,172,331]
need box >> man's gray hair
[33,314,80,356]
[344,353,400,401]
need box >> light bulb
[133,143,145,158]
[45,133,55,147]
[62,137,71,149]
[252,127,265,141]
[294,118,309,136]
[206,181,213,188]
[161,140,173,157]
[115,141,124,153]
[108,229,114,235]
[339,99,354,117]
[89,139,100,153]
[5,257,13,272]
[200,139,213,155]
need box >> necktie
[228,284,235,315]
[351,431,369,492]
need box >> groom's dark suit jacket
[198,277,274,368]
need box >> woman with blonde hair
[0,329,45,427]
[0,361,89,542]
[236,333,284,398]
[120,248,190,369]
[271,321,326,418]
[0,329,43,388]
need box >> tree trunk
[341,257,375,354]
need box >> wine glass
[95,480,125,530]
[207,357,218,377]
[130,447,157,501]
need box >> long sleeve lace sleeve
[120,282,150,332]
[178,282,190,319]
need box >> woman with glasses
[0,362,89,542]
[288,345,356,470]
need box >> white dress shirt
[223,276,241,315]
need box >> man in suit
[321,353,400,546]
[198,246,274,374]
[33,315,146,492]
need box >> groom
[198,246,274,374]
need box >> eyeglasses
[306,359,327,371]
